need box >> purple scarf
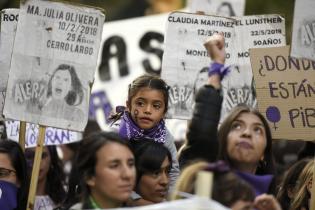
[118,111,166,143]
[236,171,273,196]
[0,180,18,210]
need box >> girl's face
[25,147,51,183]
[51,70,71,100]
[128,87,166,130]
[0,153,19,186]
[217,4,231,17]
[227,113,267,170]
[137,156,171,203]
[87,142,136,207]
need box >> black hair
[217,2,236,16]
[47,64,84,106]
[0,140,28,210]
[130,140,172,187]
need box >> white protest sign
[3,0,105,131]
[0,9,19,119]
[221,15,286,120]
[188,0,245,17]
[291,0,315,61]
[161,12,236,119]
[250,46,315,141]
[5,120,82,147]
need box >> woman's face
[227,113,267,170]
[25,147,51,183]
[87,142,136,207]
[51,69,71,100]
[128,87,166,130]
[137,156,171,203]
[0,153,19,186]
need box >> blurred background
[1,0,294,42]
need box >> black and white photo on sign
[291,0,315,61]
[161,12,236,119]
[188,0,245,17]
[0,9,19,118]
[3,0,105,131]
[161,13,286,120]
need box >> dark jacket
[178,85,222,168]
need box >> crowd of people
[0,34,314,210]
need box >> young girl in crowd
[110,75,179,200]
[289,160,314,210]
[131,140,172,205]
[0,140,28,210]
[178,34,276,195]
[25,146,66,210]
[69,132,136,209]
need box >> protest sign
[5,120,82,147]
[3,0,105,131]
[291,0,315,61]
[0,9,19,119]
[161,12,236,119]
[188,0,245,17]
[250,46,315,141]
[161,12,286,120]
[221,15,286,120]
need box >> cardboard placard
[250,46,315,141]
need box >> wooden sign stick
[195,171,213,198]
[26,125,46,210]
[18,121,26,152]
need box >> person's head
[132,140,172,203]
[0,140,28,210]
[218,105,274,175]
[193,67,208,95]
[126,74,169,130]
[25,145,66,204]
[216,2,235,17]
[172,161,255,209]
[289,160,314,210]
[276,158,310,210]
[77,131,136,208]
[47,64,83,106]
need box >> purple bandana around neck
[118,111,166,143]
[236,171,273,196]
[0,180,18,210]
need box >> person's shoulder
[68,202,83,210]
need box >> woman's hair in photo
[276,158,310,210]
[289,160,314,210]
[217,2,236,16]
[172,161,255,207]
[131,140,172,188]
[218,104,275,175]
[47,64,84,106]
[193,67,208,95]
[45,146,66,205]
[66,131,133,205]
[0,140,28,210]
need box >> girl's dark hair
[0,121,7,140]
[131,140,172,187]
[276,158,310,210]
[45,146,66,204]
[109,74,170,123]
[65,132,133,206]
[218,104,275,175]
[0,140,28,210]
[47,64,84,106]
